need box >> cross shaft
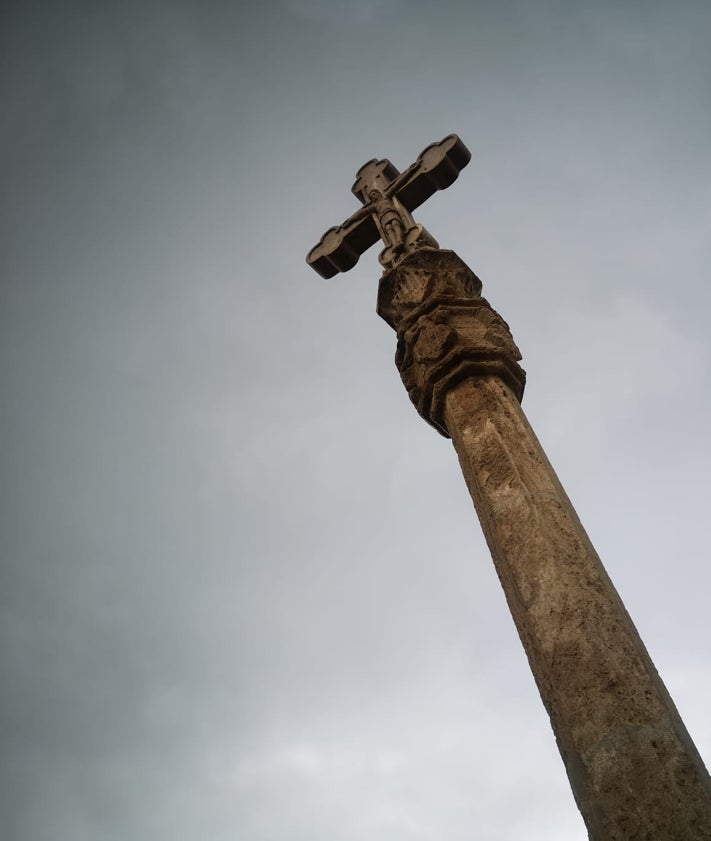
[304,134,711,838]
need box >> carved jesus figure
[368,189,406,248]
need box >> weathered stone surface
[378,247,711,839]
[378,248,525,436]
[444,376,711,839]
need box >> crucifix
[307,133,470,277]
[306,135,711,839]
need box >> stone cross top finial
[306,134,471,278]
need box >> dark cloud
[2,1,710,839]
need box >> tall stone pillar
[377,247,711,840]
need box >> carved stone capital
[377,249,525,437]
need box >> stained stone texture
[378,249,525,436]
[378,248,711,840]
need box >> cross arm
[306,211,381,279]
[388,134,471,212]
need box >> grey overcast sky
[2,1,710,839]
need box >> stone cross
[306,134,470,277]
[305,135,711,839]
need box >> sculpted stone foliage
[377,249,526,436]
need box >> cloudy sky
[2,1,710,839]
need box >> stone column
[377,248,711,840]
